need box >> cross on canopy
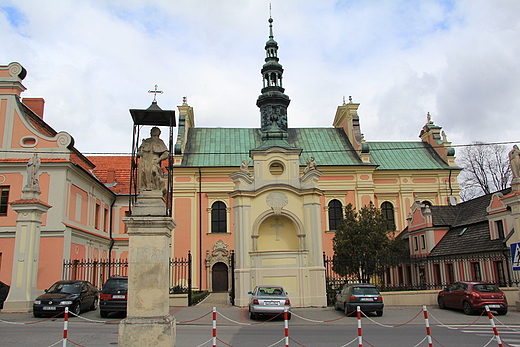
[148,84,164,102]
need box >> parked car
[0,281,10,309]
[33,280,98,317]
[334,283,384,316]
[99,276,128,318]
[248,285,291,320]
[437,281,507,315]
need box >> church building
[0,17,459,309]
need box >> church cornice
[229,183,323,199]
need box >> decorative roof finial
[182,96,188,106]
[148,84,163,102]
[342,96,346,105]
[349,96,353,104]
[427,112,432,124]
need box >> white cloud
[0,0,518,154]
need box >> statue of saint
[304,157,317,173]
[137,127,169,192]
[26,153,41,188]
[240,159,252,176]
[509,144,520,179]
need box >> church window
[422,200,432,206]
[211,201,227,233]
[269,161,284,176]
[0,186,9,216]
[380,202,395,231]
[328,199,342,231]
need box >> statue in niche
[240,159,252,176]
[137,127,169,192]
[509,144,520,179]
[304,157,317,173]
[26,153,41,188]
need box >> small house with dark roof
[393,188,518,290]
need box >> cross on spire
[148,84,164,102]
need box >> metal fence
[63,252,193,304]
[324,251,520,298]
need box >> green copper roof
[179,127,452,170]
[368,141,452,170]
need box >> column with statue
[119,93,177,346]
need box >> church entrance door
[212,262,228,292]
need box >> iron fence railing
[63,252,193,305]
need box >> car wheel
[376,310,383,317]
[249,311,256,320]
[100,310,109,318]
[33,311,42,318]
[72,302,81,316]
[344,304,351,316]
[463,301,474,315]
[286,313,291,320]
[438,297,446,309]
[90,298,98,310]
[495,309,507,315]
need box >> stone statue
[26,153,41,188]
[240,159,252,176]
[509,144,520,179]
[137,127,169,192]
[304,157,317,173]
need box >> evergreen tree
[332,203,406,283]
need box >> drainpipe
[107,197,116,279]
[199,167,203,290]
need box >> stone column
[4,153,51,312]
[3,198,51,312]
[119,191,176,347]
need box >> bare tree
[457,142,511,201]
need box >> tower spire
[257,15,291,132]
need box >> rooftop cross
[148,84,164,102]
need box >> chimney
[22,98,45,119]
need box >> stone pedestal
[119,192,176,347]
[4,185,51,313]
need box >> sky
[1,0,519,155]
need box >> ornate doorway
[212,262,228,292]
[206,239,231,292]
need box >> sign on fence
[511,242,520,271]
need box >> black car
[0,281,10,309]
[33,280,98,317]
[334,283,384,316]
[99,276,128,318]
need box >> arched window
[422,200,432,207]
[380,202,396,231]
[211,201,227,233]
[328,199,343,231]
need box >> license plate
[488,305,500,308]
[112,295,125,299]
[360,298,373,301]
[264,301,279,306]
[43,306,57,310]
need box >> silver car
[248,285,291,320]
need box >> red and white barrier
[212,307,217,347]
[62,307,68,347]
[422,305,433,347]
[357,306,363,347]
[485,306,503,347]
[284,306,289,347]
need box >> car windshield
[48,283,81,294]
[103,279,128,291]
[353,287,379,295]
[473,284,500,293]
[256,287,284,296]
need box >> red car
[437,281,507,315]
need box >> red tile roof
[87,156,132,194]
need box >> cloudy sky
[1,0,518,155]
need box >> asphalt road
[1,305,519,347]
